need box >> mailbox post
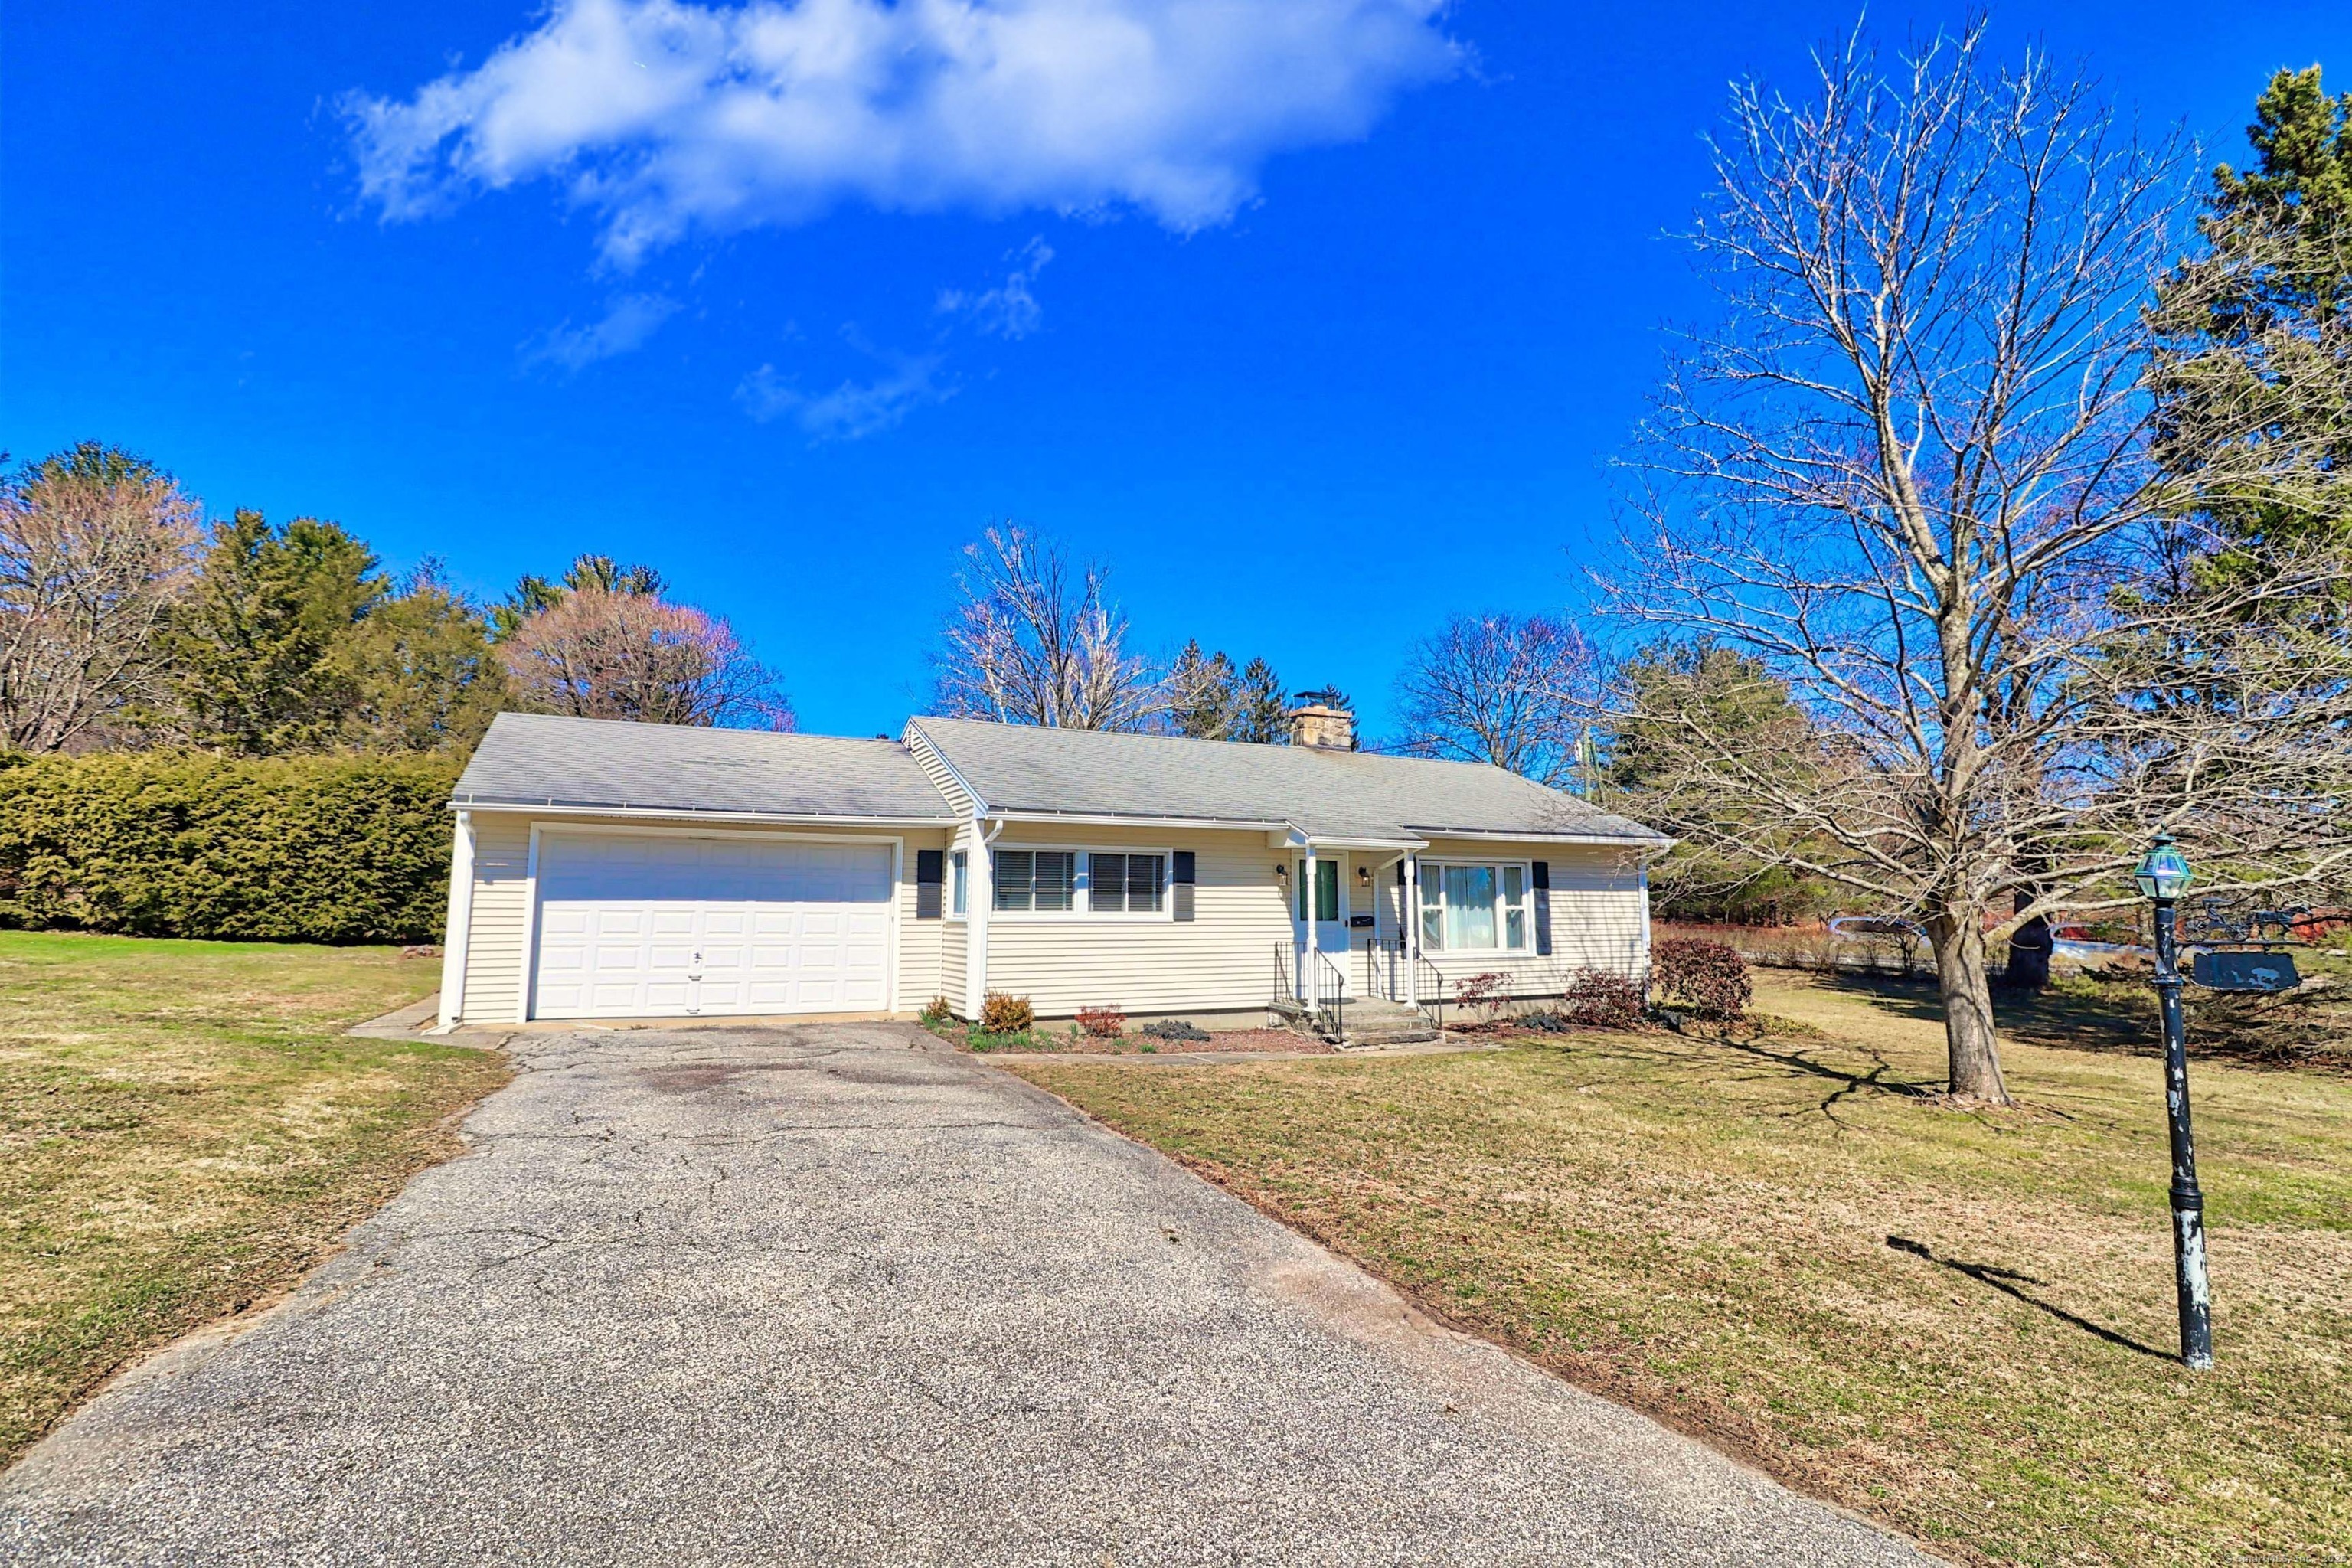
[2134,835,2213,1371]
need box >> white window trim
[989,843,1176,923]
[1416,857,1536,956]
[948,849,969,922]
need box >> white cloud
[737,345,954,440]
[348,0,1457,263]
[521,292,681,369]
[937,237,1053,339]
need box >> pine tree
[1233,657,1289,744]
[1168,639,1240,738]
[171,511,389,754]
[2151,66,2352,573]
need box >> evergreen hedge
[0,753,462,943]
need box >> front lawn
[0,932,508,1467]
[1005,971,2352,1567]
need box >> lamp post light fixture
[2134,833,2213,1371]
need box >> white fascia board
[988,810,1295,835]
[1268,825,1426,851]
[900,720,991,816]
[1407,825,1675,849]
[446,799,958,829]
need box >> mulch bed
[956,1026,1338,1057]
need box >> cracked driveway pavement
[2,1024,1928,1566]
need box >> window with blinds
[992,849,1076,911]
[1087,852,1166,913]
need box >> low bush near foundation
[1651,938,1751,1020]
[919,995,955,1027]
[1453,971,1512,1025]
[1562,969,1647,1029]
[980,991,1034,1033]
[1142,1018,1211,1043]
[1075,1004,1126,1038]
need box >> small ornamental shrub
[1143,1018,1212,1044]
[1454,971,1512,1025]
[1075,1004,1126,1038]
[1562,969,1647,1029]
[1651,937,1752,1020]
[980,991,1034,1033]
[919,995,956,1027]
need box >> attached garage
[528,831,897,1021]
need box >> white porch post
[1403,851,1421,1007]
[1296,848,1317,1001]
[964,820,994,1021]
[436,811,475,1030]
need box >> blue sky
[7,0,2349,740]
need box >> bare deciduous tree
[1395,612,1594,785]
[1600,25,2352,1103]
[0,444,202,752]
[932,527,1158,730]
[500,586,790,729]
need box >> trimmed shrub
[919,995,956,1027]
[1142,1018,1211,1044]
[1651,937,1752,1020]
[1562,969,1647,1029]
[1454,970,1512,1025]
[1074,1004,1126,1039]
[980,991,1034,1034]
[0,752,460,943]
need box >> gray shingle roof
[910,717,1668,844]
[449,712,1668,846]
[451,713,960,821]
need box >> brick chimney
[1285,702,1354,750]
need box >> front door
[1296,853,1351,996]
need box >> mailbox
[2191,950,2301,994]
[1347,914,1375,929]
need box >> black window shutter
[1171,850,1196,922]
[1531,860,1552,956]
[916,848,945,920]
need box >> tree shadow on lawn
[1813,970,2350,1074]
[1885,1235,2175,1362]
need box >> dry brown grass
[1007,970,2352,1567]
[0,932,508,1467]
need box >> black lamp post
[2134,833,2213,1371]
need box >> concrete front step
[1338,1027,1441,1048]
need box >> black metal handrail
[1272,943,1292,1011]
[1414,952,1446,1031]
[1314,949,1346,1044]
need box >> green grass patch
[1006,971,2352,1567]
[0,931,507,1467]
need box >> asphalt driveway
[2,1024,1928,1566]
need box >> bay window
[1418,861,1531,952]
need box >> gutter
[446,799,960,829]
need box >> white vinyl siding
[902,727,979,816]
[459,813,534,1022]
[1416,839,1649,996]
[448,812,949,1024]
[983,825,1291,1016]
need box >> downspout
[964,816,1006,1021]
[434,810,475,1031]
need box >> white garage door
[530,834,895,1020]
